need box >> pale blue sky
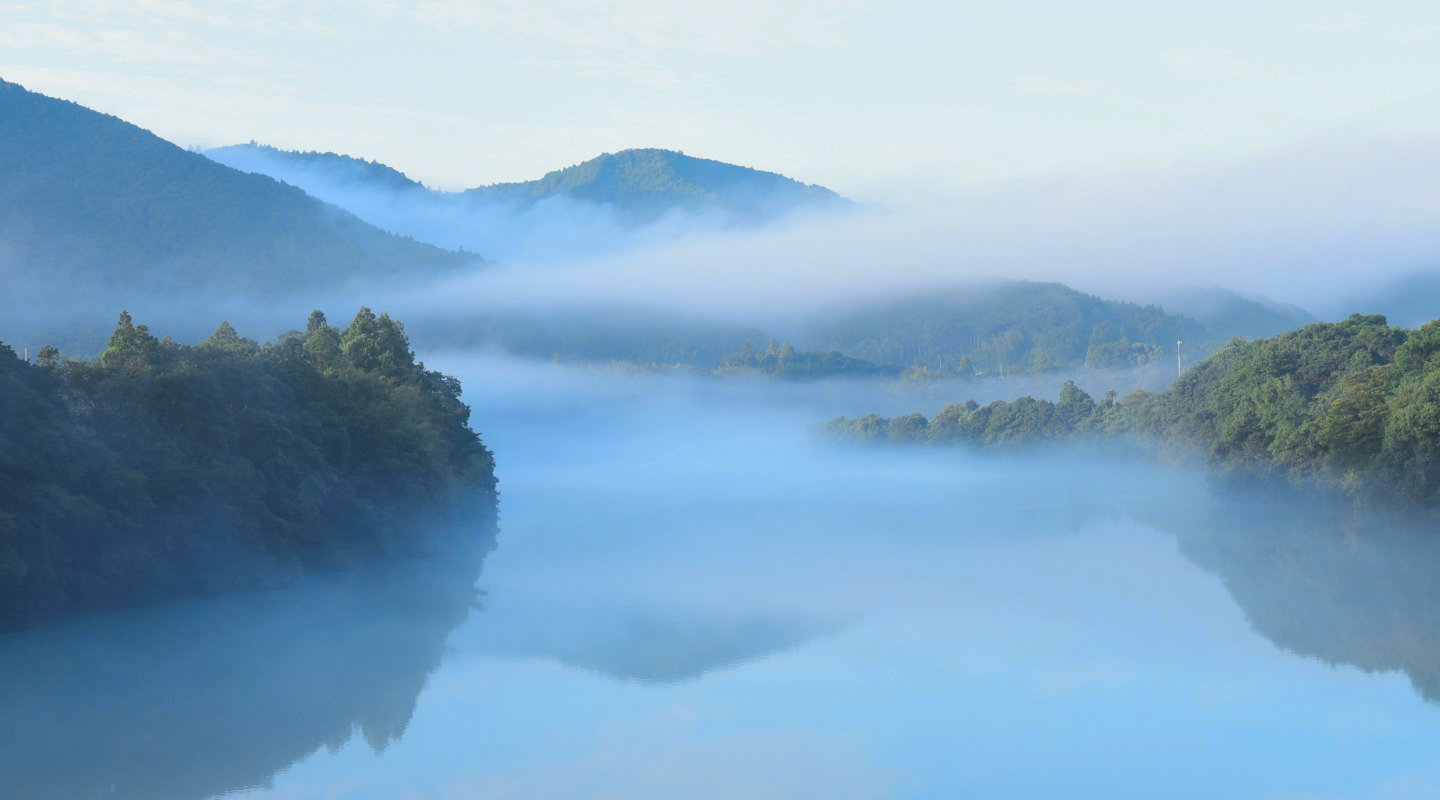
[3,1,1440,198]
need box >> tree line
[0,308,497,630]
[825,314,1440,508]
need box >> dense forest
[465,148,851,224]
[0,309,497,630]
[208,142,429,193]
[825,314,1440,507]
[211,145,850,228]
[408,282,1291,386]
[804,281,1211,374]
[0,79,469,296]
[717,339,900,379]
[1152,285,1315,340]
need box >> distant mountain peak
[203,142,852,260]
[467,148,850,221]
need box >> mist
[186,128,1440,373]
[10,124,1440,369]
[366,132,1440,330]
[14,4,1440,795]
[203,144,847,264]
[11,355,1440,797]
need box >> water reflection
[1149,488,1440,704]
[8,452,1440,800]
[475,610,843,684]
[0,533,495,800]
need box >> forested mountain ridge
[0,309,497,631]
[207,142,428,193]
[208,143,851,230]
[465,148,850,222]
[408,281,1314,385]
[0,79,470,295]
[825,313,1440,508]
[805,281,1210,375]
[1150,285,1316,340]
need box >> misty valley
[8,70,1440,799]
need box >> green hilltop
[209,143,852,225]
[466,147,849,222]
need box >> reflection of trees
[480,612,839,685]
[1139,485,1440,703]
[0,526,495,800]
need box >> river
[4,360,1439,799]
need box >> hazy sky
[3,1,1440,198]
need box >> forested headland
[825,314,1440,508]
[0,309,497,630]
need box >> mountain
[205,144,852,261]
[803,281,1210,375]
[1152,286,1315,340]
[207,142,429,194]
[0,79,470,300]
[464,148,851,223]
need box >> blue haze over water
[3,359,1439,799]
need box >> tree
[199,321,256,353]
[35,345,61,370]
[100,310,160,369]
[0,309,497,630]
[341,307,415,379]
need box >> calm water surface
[4,364,1440,799]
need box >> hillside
[825,313,1440,508]
[805,281,1210,375]
[1153,286,1315,340]
[207,142,428,193]
[0,79,469,298]
[205,144,852,259]
[0,309,498,630]
[466,148,850,223]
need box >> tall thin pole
[1176,340,1183,378]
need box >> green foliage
[826,314,1440,509]
[809,281,1209,373]
[1155,285,1316,340]
[1084,339,1163,369]
[465,148,849,224]
[0,310,497,630]
[717,339,900,380]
